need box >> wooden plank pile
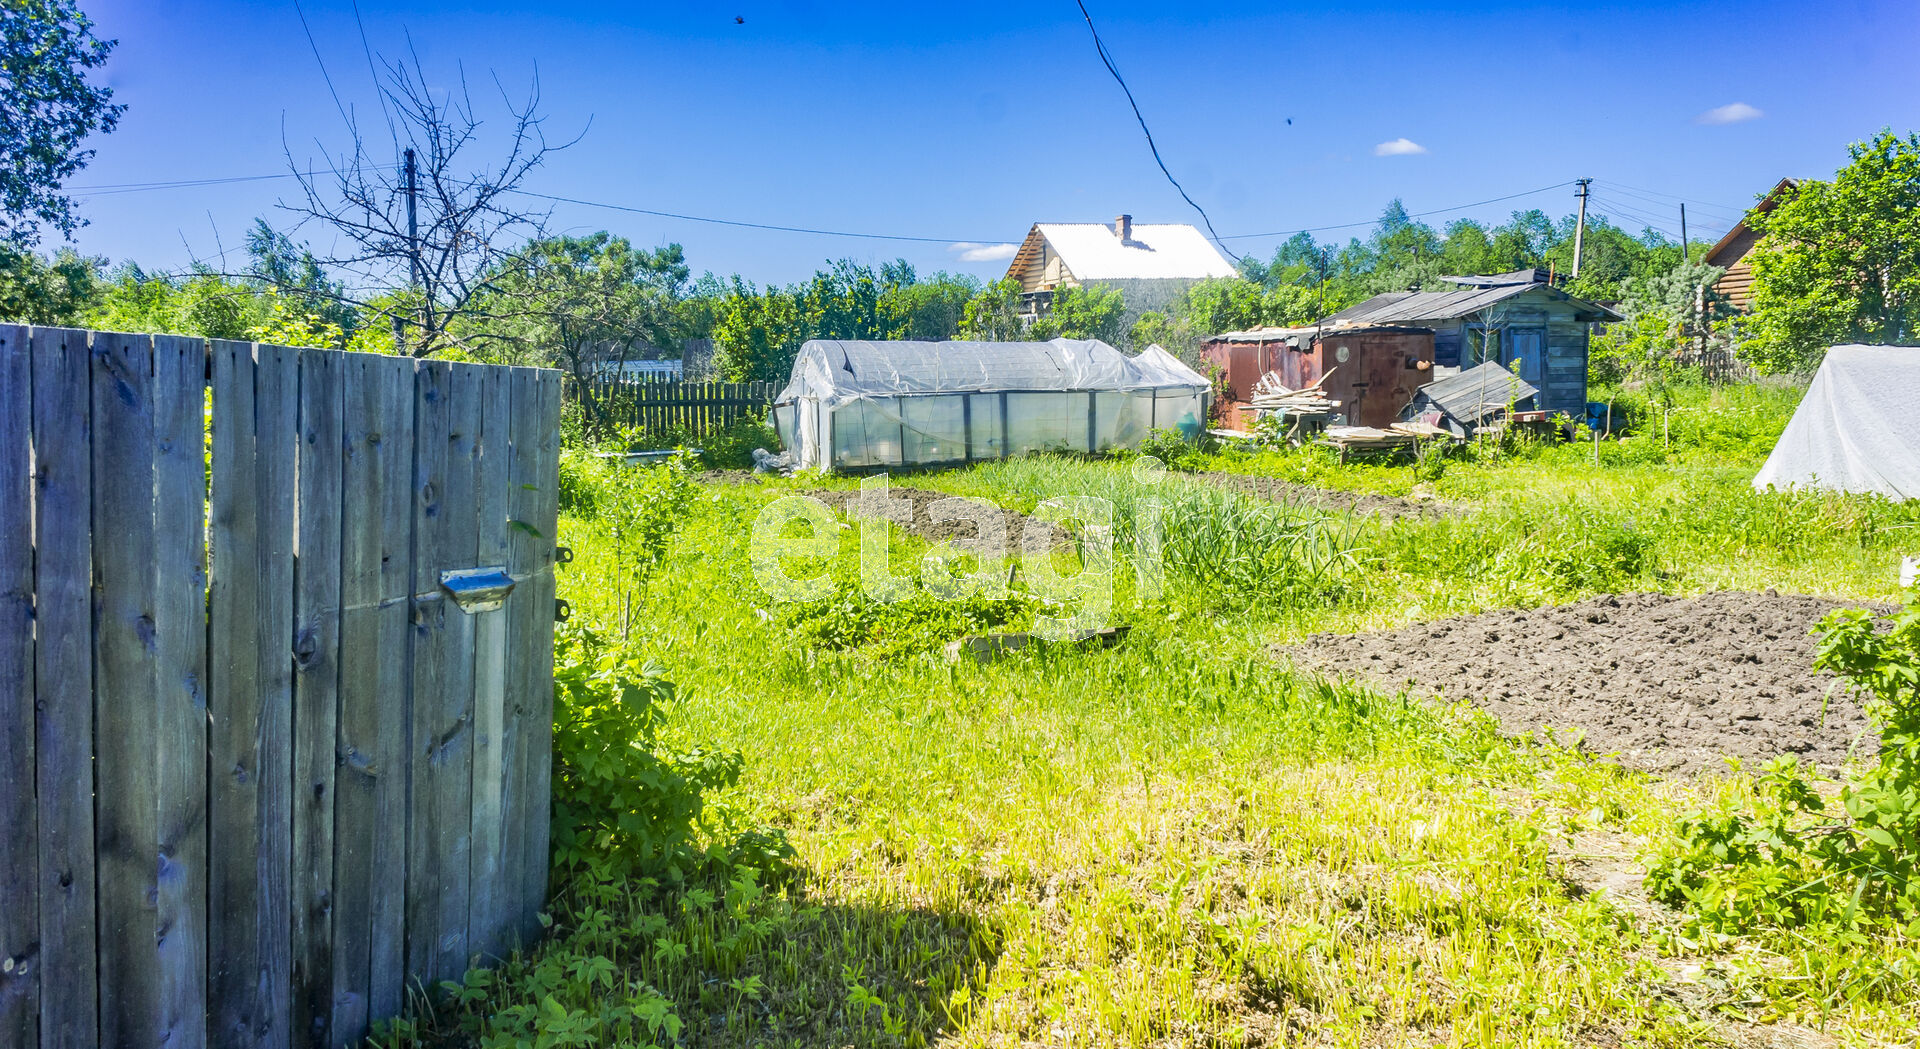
[1319,420,1462,458]
[1249,369,1337,417]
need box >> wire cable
[291,0,355,135]
[1220,181,1574,241]
[1593,178,1750,219]
[1072,0,1238,261]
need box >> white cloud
[1697,102,1763,125]
[949,242,1018,262]
[1372,137,1428,157]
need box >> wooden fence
[566,377,776,438]
[0,326,562,1049]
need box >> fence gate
[0,326,562,1049]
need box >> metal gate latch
[439,566,516,613]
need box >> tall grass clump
[958,455,1363,608]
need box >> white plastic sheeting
[772,339,1211,471]
[1753,344,1920,501]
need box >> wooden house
[1703,178,1798,311]
[1315,269,1620,416]
[1004,215,1237,324]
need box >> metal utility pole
[1570,178,1592,280]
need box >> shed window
[1467,327,1502,366]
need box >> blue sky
[67,0,1920,287]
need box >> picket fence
[0,326,561,1049]
[566,377,776,437]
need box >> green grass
[379,379,1920,1048]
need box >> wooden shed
[1201,325,1434,429]
[1315,270,1620,416]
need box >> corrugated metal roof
[1417,362,1539,421]
[1321,281,1622,325]
[1027,222,1238,282]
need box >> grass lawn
[382,383,1920,1048]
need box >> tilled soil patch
[1190,472,1457,522]
[1279,591,1883,774]
[808,487,1068,549]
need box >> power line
[1600,183,1744,222]
[500,188,984,243]
[1072,0,1238,261]
[1219,181,1574,241]
[291,0,355,135]
[1592,179,1748,219]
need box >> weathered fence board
[0,328,559,1049]
[91,330,164,1049]
[468,366,513,961]
[29,327,98,1049]
[153,334,210,1049]
[0,325,35,1047]
[291,349,345,1049]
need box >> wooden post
[0,325,36,1048]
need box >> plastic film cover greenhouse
[771,339,1211,471]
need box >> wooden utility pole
[1678,203,1688,262]
[402,146,422,356]
[1570,178,1591,279]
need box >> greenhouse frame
[771,338,1211,471]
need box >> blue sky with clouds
[67,0,1920,286]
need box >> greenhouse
[771,338,1211,471]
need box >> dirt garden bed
[1279,591,1884,774]
[1190,472,1457,522]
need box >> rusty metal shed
[1201,325,1434,429]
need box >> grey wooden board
[291,349,345,1049]
[31,326,98,1049]
[502,368,544,945]
[91,330,163,1049]
[254,343,298,1048]
[406,361,477,990]
[151,334,210,1049]
[209,339,267,1048]
[467,366,512,962]
[332,353,416,1042]
[0,325,36,1047]
[520,372,560,931]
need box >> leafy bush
[1647,592,1920,933]
[1135,426,1205,472]
[550,623,748,881]
[777,584,1031,657]
[1541,516,1657,594]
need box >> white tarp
[773,339,1210,471]
[1752,344,1920,501]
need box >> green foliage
[1134,426,1204,471]
[0,0,123,248]
[777,585,1031,657]
[711,261,981,382]
[1648,592,1920,935]
[1747,130,1920,372]
[474,233,690,383]
[1024,282,1125,343]
[550,623,744,880]
[0,243,98,323]
[85,264,271,340]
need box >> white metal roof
[1026,223,1237,282]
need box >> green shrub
[1647,592,1920,934]
[550,623,745,881]
[1136,426,1205,471]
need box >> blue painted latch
[439,566,515,613]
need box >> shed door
[1511,329,1545,389]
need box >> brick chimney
[1114,214,1132,243]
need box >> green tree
[0,0,123,247]
[86,264,271,340]
[475,234,689,417]
[1745,130,1920,371]
[958,277,1025,342]
[0,244,98,322]
[1029,283,1124,342]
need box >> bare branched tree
[281,49,582,356]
